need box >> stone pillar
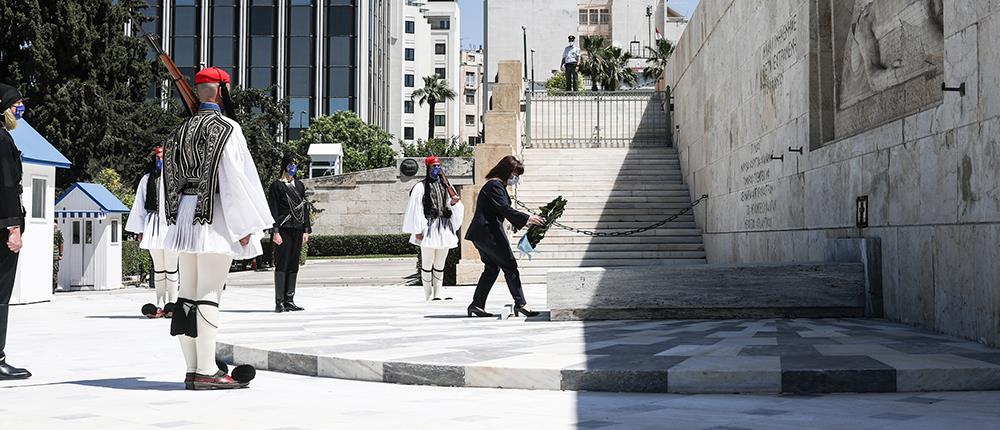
[456,60,524,285]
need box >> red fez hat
[424,156,440,166]
[194,67,231,85]
[154,146,164,156]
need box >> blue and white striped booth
[54,183,130,291]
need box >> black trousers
[0,228,19,359]
[470,239,526,308]
[565,63,579,91]
[274,228,304,303]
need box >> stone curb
[216,341,1000,394]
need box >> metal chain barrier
[513,194,710,237]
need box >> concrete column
[456,60,524,285]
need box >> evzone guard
[126,146,179,318]
[161,67,271,390]
[402,156,463,301]
[268,153,311,313]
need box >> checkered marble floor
[217,283,1000,394]
[3,266,1000,429]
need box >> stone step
[531,229,704,239]
[511,250,708,260]
[509,243,706,252]
[514,201,699,210]
[515,191,691,199]
[515,187,692,195]
[517,185,689,193]
[516,257,707,267]
[526,235,705,244]
[513,220,698,230]
[524,157,680,165]
[513,207,697,216]
[524,148,678,154]
[547,214,696,222]
[523,175,684,182]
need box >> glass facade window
[405,48,414,61]
[171,1,200,83]
[435,43,446,55]
[288,1,315,134]
[435,67,445,79]
[434,115,445,126]
[31,178,45,218]
[465,92,475,105]
[404,100,414,113]
[404,127,414,140]
[210,0,239,85]
[325,3,356,116]
[249,1,277,93]
[465,115,475,126]
[405,74,414,87]
[405,20,415,34]
[430,18,449,30]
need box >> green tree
[642,38,674,84]
[596,45,637,91]
[294,111,397,173]
[0,0,174,188]
[229,86,291,186]
[545,71,569,95]
[401,137,474,158]
[579,35,611,91]
[410,76,456,140]
[92,167,134,208]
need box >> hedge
[306,234,416,257]
[122,240,152,282]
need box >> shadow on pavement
[2,377,185,391]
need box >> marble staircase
[511,147,706,284]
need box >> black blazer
[0,128,24,231]
[267,179,312,233]
[465,179,530,246]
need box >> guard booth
[9,119,71,303]
[307,143,343,178]
[54,183,129,291]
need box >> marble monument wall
[667,0,1000,346]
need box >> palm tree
[411,75,457,140]
[597,45,637,91]
[642,38,674,84]
[579,35,611,91]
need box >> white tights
[149,249,179,306]
[177,252,233,374]
[419,246,449,301]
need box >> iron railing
[524,89,670,148]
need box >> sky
[458,0,701,50]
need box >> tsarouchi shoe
[191,371,248,390]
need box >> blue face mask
[430,166,442,179]
[155,158,163,171]
[14,105,24,120]
[287,164,298,178]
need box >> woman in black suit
[465,156,544,317]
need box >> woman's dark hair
[485,155,524,182]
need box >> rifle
[145,34,198,116]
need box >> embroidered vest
[163,110,234,225]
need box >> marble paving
[215,276,1000,394]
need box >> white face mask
[507,175,520,186]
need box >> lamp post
[646,5,653,51]
[521,25,528,81]
[530,49,536,92]
[298,111,307,129]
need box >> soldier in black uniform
[0,83,31,380]
[268,153,311,313]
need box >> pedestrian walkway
[3,282,1000,428]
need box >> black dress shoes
[283,301,304,312]
[467,305,495,318]
[0,360,31,380]
[514,305,540,317]
[275,303,285,313]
